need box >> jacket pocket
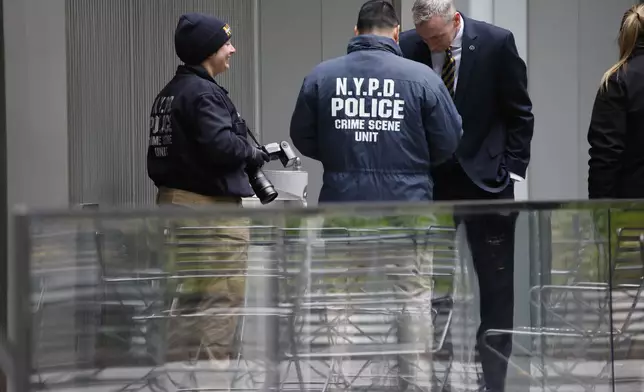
[486,124,506,158]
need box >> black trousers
[433,160,517,392]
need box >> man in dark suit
[399,1,534,391]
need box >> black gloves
[247,147,270,168]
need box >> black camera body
[246,141,300,205]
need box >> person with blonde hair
[588,4,644,199]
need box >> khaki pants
[157,187,249,363]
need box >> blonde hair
[601,4,644,91]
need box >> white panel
[527,0,581,200]
[4,0,68,362]
[399,0,414,30]
[527,0,636,200]
[321,0,366,60]
[260,0,323,204]
[453,0,471,18]
[5,0,68,211]
[470,0,493,23]
[491,0,529,200]
[493,0,528,60]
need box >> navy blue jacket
[289,35,461,203]
[399,16,534,193]
[147,65,255,198]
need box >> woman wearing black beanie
[147,13,269,368]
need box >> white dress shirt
[429,17,523,182]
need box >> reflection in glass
[8,201,644,391]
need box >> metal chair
[278,225,459,392]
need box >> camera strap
[245,124,262,148]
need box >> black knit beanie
[174,13,232,65]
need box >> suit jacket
[399,15,534,193]
[587,46,644,199]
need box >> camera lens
[247,167,278,204]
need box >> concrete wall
[4,0,69,211]
[0,0,5,339]
[528,0,637,200]
[3,0,68,376]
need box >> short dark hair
[356,0,400,33]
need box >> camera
[246,141,300,205]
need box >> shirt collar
[451,14,464,49]
[347,34,403,57]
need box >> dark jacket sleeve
[194,93,254,166]
[423,83,462,167]
[289,75,319,160]
[499,32,535,178]
[587,74,628,199]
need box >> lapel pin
[469,45,476,51]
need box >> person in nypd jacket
[289,0,461,203]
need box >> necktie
[441,48,456,98]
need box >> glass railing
[3,200,644,392]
